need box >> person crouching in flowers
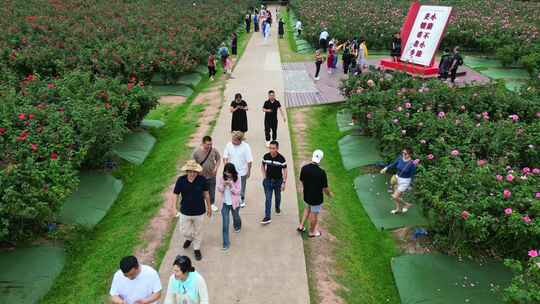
[380,147,416,214]
[164,255,208,304]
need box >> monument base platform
[380,59,439,77]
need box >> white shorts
[396,177,412,193]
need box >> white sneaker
[314,76,320,80]
[240,201,246,208]
[211,205,218,212]
[402,207,409,213]
[390,209,400,214]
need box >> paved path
[159,7,310,304]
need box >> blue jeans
[263,178,282,218]
[221,204,241,247]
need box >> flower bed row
[0,0,254,82]
[340,72,539,302]
[290,0,540,73]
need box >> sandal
[308,231,322,238]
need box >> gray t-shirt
[192,147,221,178]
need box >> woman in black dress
[278,18,284,39]
[230,93,248,133]
[391,32,401,62]
[231,33,238,56]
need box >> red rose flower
[30,143,37,151]
[127,83,134,90]
[47,83,55,89]
[28,114,34,119]
[16,130,29,141]
[461,210,470,220]
[18,113,26,120]
[50,152,58,160]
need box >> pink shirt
[216,175,241,209]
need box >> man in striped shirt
[260,141,288,224]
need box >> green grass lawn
[291,106,400,304]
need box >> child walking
[207,51,216,81]
[216,163,242,250]
[225,56,233,79]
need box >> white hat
[312,150,324,163]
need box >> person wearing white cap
[297,150,333,237]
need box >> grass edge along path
[292,105,400,303]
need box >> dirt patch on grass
[291,108,345,304]
[159,96,187,105]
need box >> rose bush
[290,0,540,72]
[0,72,157,242]
[0,0,255,82]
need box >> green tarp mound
[149,84,194,97]
[177,73,202,88]
[59,171,123,227]
[0,245,65,304]
[295,39,311,47]
[297,45,314,52]
[505,80,526,92]
[113,131,156,165]
[354,174,427,230]
[195,64,209,75]
[336,109,361,133]
[298,48,314,54]
[464,56,502,70]
[480,68,529,80]
[141,119,165,129]
[337,134,382,170]
[392,254,512,304]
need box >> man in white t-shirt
[295,20,302,36]
[110,256,162,304]
[223,131,253,208]
[319,28,329,53]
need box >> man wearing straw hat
[173,160,212,261]
[223,131,253,208]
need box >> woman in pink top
[216,163,242,250]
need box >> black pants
[246,21,251,32]
[254,22,259,32]
[319,38,328,52]
[343,59,351,74]
[297,29,301,36]
[265,119,278,141]
[450,68,458,83]
[208,66,216,77]
[315,61,322,78]
[232,45,237,55]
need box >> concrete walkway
[159,7,310,304]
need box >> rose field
[290,0,540,73]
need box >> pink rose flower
[47,83,55,89]
[477,160,487,166]
[503,190,512,199]
[522,215,532,224]
[504,207,513,214]
[413,159,420,165]
[496,175,503,181]
[366,113,372,119]
[533,168,540,174]
[18,113,26,120]
[405,102,412,109]
[461,210,470,220]
[529,250,539,258]
[506,174,514,182]
[393,118,399,124]
[536,112,540,118]
[367,80,375,87]
[451,149,459,156]
[437,111,445,119]
[522,167,531,174]
[427,154,434,160]
[509,114,519,121]
[536,192,540,199]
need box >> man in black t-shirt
[173,160,212,260]
[260,141,288,224]
[262,90,286,147]
[298,150,333,237]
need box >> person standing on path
[380,147,417,214]
[262,90,286,147]
[218,43,229,72]
[231,33,238,56]
[223,131,253,208]
[230,93,248,133]
[253,9,259,32]
[164,255,209,304]
[260,141,288,225]
[216,163,242,250]
[298,150,333,238]
[438,49,452,81]
[278,18,284,39]
[110,256,162,304]
[173,160,212,261]
[326,41,336,74]
[314,49,324,81]
[449,46,463,84]
[295,20,303,36]
[207,51,216,81]
[390,32,402,62]
[245,11,251,33]
[319,28,329,53]
[356,38,368,75]
[192,136,221,213]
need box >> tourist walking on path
[278,18,284,39]
[173,160,212,261]
[223,131,253,208]
[438,49,452,80]
[263,19,271,42]
[380,147,417,214]
[245,12,251,33]
[449,46,463,84]
[164,255,208,304]
[295,20,302,36]
[218,43,229,71]
[390,32,401,62]
[260,141,288,224]
[230,93,248,133]
[253,9,259,32]
[216,163,242,250]
[314,49,324,80]
[224,56,233,79]
[326,41,336,74]
[298,150,333,237]
[231,33,238,56]
[356,38,368,74]
[192,136,221,213]
[337,40,351,74]
[207,51,216,81]
[319,28,329,53]
[262,90,286,146]
[110,256,162,304]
